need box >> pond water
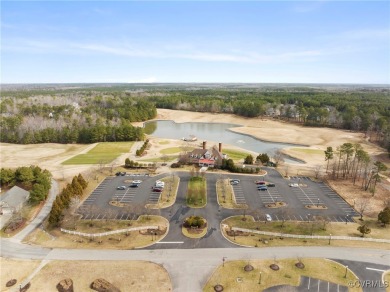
[144,120,305,164]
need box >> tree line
[0,93,156,144]
[0,166,52,205]
[48,174,88,227]
[324,143,387,195]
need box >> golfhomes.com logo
[348,280,389,288]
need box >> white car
[132,180,142,184]
[289,183,299,187]
[155,180,165,187]
[265,214,272,221]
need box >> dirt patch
[305,205,328,210]
[266,202,287,208]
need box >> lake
[144,120,305,164]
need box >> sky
[1,1,390,84]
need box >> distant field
[139,155,178,162]
[62,142,134,165]
[223,148,251,161]
[290,148,324,155]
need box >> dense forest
[0,90,156,143]
[1,84,389,153]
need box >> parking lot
[78,169,358,224]
[78,172,166,219]
[228,168,358,223]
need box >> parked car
[289,183,299,187]
[230,179,240,184]
[155,180,165,188]
[265,214,272,221]
[120,172,126,176]
[258,185,268,191]
[132,180,142,184]
[129,183,139,188]
[267,183,275,187]
[116,186,126,190]
[152,187,163,192]
[230,180,239,185]
[255,180,266,185]
[115,172,121,176]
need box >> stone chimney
[202,141,206,149]
[218,142,222,153]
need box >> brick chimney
[202,141,206,149]
[218,142,222,153]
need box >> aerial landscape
[1,1,389,292]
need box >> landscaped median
[186,176,207,208]
[221,215,390,249]
[147,175,180,209]
[216,178,247,209]
[24,215,168,249]
[182,216,208,238]
[203,258,360,292]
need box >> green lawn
[62,142,134,165]
[160,147,187,154]
[187,176,207,208]
[223,149,252,161]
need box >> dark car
[129,183,139,188]
[120,172,126,176]
[258,185,268,191]
[267,183,275,187]
[116,186,126,190]
[115,172,121,176]
[152,187,163,192]
[255,180,266,185]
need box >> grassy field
[289,147,324,154]
[62,142,134,165]
[29,260,172,292]
[222,216,390,249]
[203,258,361,292]
[158,140,170,145]
[24,216,168,249]
[187,176,207,208]
[224,216,390,239]
[147,175,180,209]
[223,149,252,161]
[0,258,41,291]
[139,155,178,162]
[216,179,247,209]
[160,147,188,154]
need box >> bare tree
[272,150,284,166]
[355,197,371,221]
[314,165,322,179]
[283,165,289,177]
[252,209,264,222]
[277,207,291,227]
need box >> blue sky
[2,1,389,84]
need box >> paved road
[1,239,389,292]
